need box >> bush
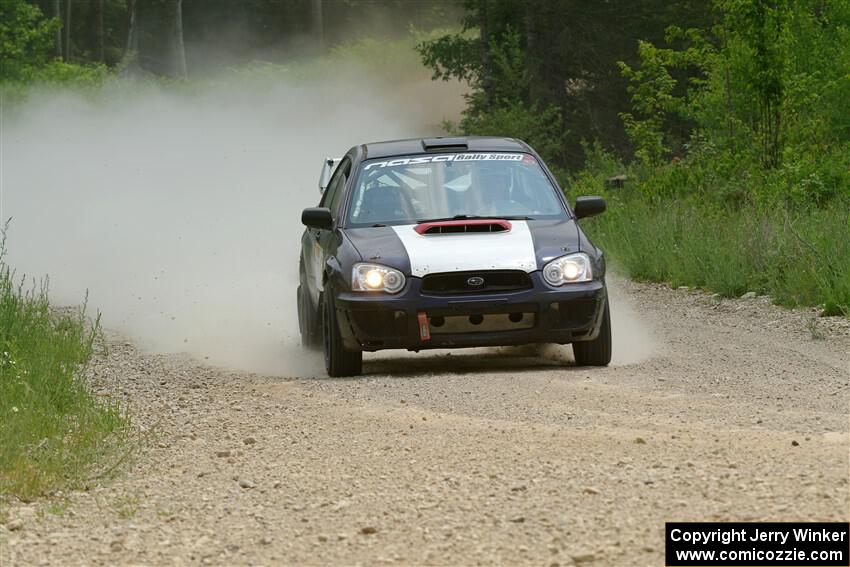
[0,0,58,81]
[0,0,109,98]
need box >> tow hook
[417,312,431,342]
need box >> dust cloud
[502,278,658,368]
[607,277,658,365]
[2,67,463,377]
[519,279,658,367]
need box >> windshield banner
[364,153,523,170]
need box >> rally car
[297,137,611,376]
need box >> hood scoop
[415,219,512,235]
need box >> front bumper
[333,272,607,351]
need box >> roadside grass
[579,197,850,316]
[566,149,850,317]
[0,237,130,501]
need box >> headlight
[351,263,406,293]
[542,253,593,285]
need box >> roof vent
[421,137,468,152]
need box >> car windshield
[346,152,566,226]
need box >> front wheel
[321,293,362,377]
[572,300,612,367]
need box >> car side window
[319,168,340,209]
[326,159,351,219]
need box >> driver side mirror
[574,196,606,219]
[302,207,333,230]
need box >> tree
[621,0,849,175]
[0,0,59,81]
[124,0,186,78]
[311,0,324,52]
[170,0,187,78]
[419,0,714,169]
[63,0,72,61]
[53,0,62,57]
[119,0,137,72]
[89,0,104,62]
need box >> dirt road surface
[2,281,848,566]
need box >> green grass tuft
[0,232,130,501]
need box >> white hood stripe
[391,221,537,277]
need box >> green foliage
[621,0,850,185]
[618,28,712,166]
[0,0,59,81]
[718,0,792,167]
[28,60,109,85]
[417,2,565,164]
[420,1,718,169]
[423,25,566,168]
[446,100,565,174]
[416,0,524,85]
[417,28,480,84]
[0,235,129,500]
[0,0,108,89]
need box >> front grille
[421,270,532,295]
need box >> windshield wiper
[416,214,483,224]
[416,214,533,223]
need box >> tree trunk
[479,0,494,108]
[124,0,137,54]
[172,0,188,78]
[63,0,72,61]
[53,0,62,58]
[311,0,324,52]
[93,0,104,62]
[119,0,139,73]
[525,0,540,103]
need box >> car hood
[344,219,581,277]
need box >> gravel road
[2,281,848,566]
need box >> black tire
[572,300,612,367]
[297,284,321,349]
[321,292,363,377]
